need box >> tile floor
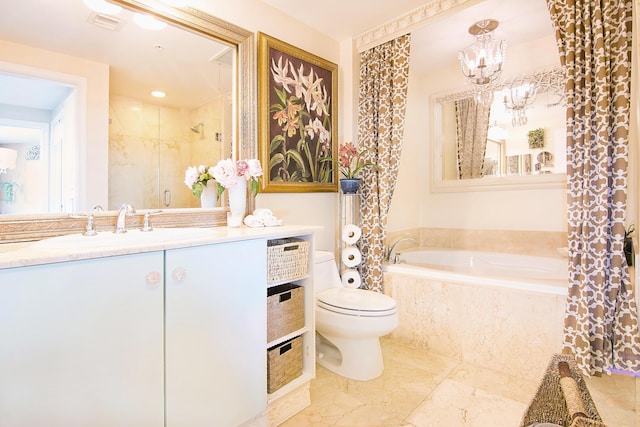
[281,338,638,427]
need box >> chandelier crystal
[458,19,506,87]
[503,80,538,126]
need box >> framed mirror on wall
[431,69,568,193]
[0,0,255,215]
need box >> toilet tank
[314,250,342,293]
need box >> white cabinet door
[0,252,165,427]
[165,240,267,426]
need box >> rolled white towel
[253,208,273,218]
[243,214,264,227]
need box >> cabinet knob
[146,271,161,287]
[172,267,187,282]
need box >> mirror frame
[0,0,256,243]
[430,67,568,193]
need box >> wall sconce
[0,147,18,174]
[458,19,506,88]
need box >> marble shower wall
[109,95,226,210]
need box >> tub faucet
[115,203,135,234]
[386,237,417,263]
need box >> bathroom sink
[32,227,218,251]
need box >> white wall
[388,34,567,233]
[190,0,344,251]
[0,40,109,211]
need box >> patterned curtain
[455,97,491,179]
[357,34,411,293]
[547,0,640,375]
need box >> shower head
[190,122,204,133]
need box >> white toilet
[314,250,398,381]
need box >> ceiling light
[134,13,168,31]
[458,19,506,87]
[151,91,166,98]
[82,0,122,15]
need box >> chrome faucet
[385,237,417,263]
[83,205,104,236]
[115,203,135,234]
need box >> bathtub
[382,249,568,381]
[385,249,568,295]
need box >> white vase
[227,178,247,227]
[200,181,217,208]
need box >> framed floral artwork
[258,32,338,192]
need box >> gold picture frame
[257,32,338,193]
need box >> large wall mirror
[412,0,568,193]
[0,0,255,216]
[433,68,567,192]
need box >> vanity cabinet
[0,227,316,426]
[0,252,166,427]
[263,234,316,426]
[164,240,266,426]
[0,240,267,427]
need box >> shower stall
[108,94,232,210]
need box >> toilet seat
[316,288,397,317]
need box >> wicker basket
[267,336,303,393]
[267,284,304,342]
[267,238,309,284]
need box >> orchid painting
[258,33,338,192]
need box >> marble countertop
[0,225,320,269]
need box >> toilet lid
[316,288,397,316]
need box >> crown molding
[354,0,479,52]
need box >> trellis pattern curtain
[357,34,411,293]
[546,0,640,375]
[455,97,491,179]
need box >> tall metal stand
[338,191,361,275]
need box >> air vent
[88,12,124,31]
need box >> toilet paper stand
[339,191,361,276]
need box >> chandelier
[503,80,538,126]
[458,19,506,88]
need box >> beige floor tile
[446,361,539,405]
[405,379,527,427]
[585,371,638,427]
[280,339,636,427]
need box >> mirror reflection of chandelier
[458,19,506,88]
[504,80,538,126]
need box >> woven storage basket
[267,238,309,284]
[267,284,304,342]
[520,354,606,427]
[267,336,302,393]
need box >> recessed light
[134,13,168,30]
[151,91,166,98]
[82,0,122,15]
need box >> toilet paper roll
[341,269,362,289]
[341,224,362,244]
[342,247,362,268]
